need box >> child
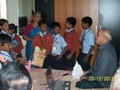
[26,20,51,61]
[0,19,9,35]
[0,34,26,69]
[64,17,79,70]
[32,20,53,68]
[8,23,24,57]
[0,34,13,69]
[77,16,94,71]
[49,22,67,70]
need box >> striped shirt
[88,42,118,88]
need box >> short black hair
[0,62,32,90]
[9,23,17,33]
[0,34,12,45]
[52,22,61,29]
[66,17,76,27]
[82,16,93,27]
[0,19,8,26]
[38,20,47,27]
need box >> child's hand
[56,55,62,60]
[0,54,6,63]
[83,56,88,63]
[16,57,27,65]
[67,54,72,60]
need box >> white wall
[6,0,34,57]
[6,0,18,25]
[18,0,34,18]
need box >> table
[30,68,109,90]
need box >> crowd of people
[0,11,119,89]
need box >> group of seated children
[0,19,26,69]
[0,11,94,72]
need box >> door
[35,0,54,27]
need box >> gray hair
[102,29,112,41]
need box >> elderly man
[76,29,118,88]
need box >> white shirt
[51,34,67,55]
[38,31,47,37]
[0,30,10,36]
[80,28,95,54]
[66,28,74,33]
[0,51,13,61]
[0,51,13,69]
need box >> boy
[50,22,67,70]
[0,62,33,90]
[0,34,13,69]
[32,20,53,68]
[0,19,9,35]
[64,17,79,70]
[0,34,26,69]
[77,16,95,71]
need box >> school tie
[80,30,86,51]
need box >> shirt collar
[11,33,16,39]
[66,28,74,33]
[84,28,91,33]
[54,34,60,38]
[1,51,10,55]
[99,42,111,50]
[1,30,8,35]
[39,31,47,37]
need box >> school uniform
[32,31,53,68]
[77,28,95,71]
[0,30,10,36]
[64,28,79,70]
[11,34,23,57]
[0,51,13,69]
[50,34,67,70]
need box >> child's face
[1,43,13,52]
[39,24,47,32]
[66,22,72,29]
[81,22,89,30]
[8,29,14,35]
[53,27,60,35]
[1,22,9,32]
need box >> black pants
[76,79,103,89]
[50,54,65,70]
[63,50,76,70]
[77,52,92,71]
[42,54,51,68]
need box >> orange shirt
[32,33,53,55]
[64,29,79,55]
[13,35,24,55]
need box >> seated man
[76,29,118,88]
[0,62,33,90]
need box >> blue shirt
[0,51,13,61]
[79,28,95,54]
[0,51,13,69]
[51,34,67,55]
